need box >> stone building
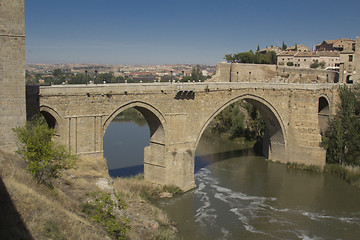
[0,0,26,152]
[277,51,340,69]
[339,37,360,84]
[316,39,355,52]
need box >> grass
[82,192,130,240]
[0,151,179,240]
[285,162,323,173]
[324,164,360,187]
[285,160,360,187]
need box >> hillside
[0,151,177,240]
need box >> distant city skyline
[26,0,360,65]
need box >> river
[104,118,360,240]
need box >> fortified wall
[209,63,339,84]
[0,0,26,152]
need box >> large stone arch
[103,101,166,145]
[102,101,167,182]
[194,94,287,162]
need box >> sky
[25,0,360,66]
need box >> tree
[282,41,287,50]
[191,65,204,81]
[53,68,64,77]
[13,115,76,185]
[324,85,360,166]
[256,45,260,52]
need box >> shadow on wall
[0,177,34,240]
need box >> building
[339,37,360,84]
[286,44,311,52]
[316,39,355,52]
[258,46,283,55]
[277,51,340,69]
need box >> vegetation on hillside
[224,50,277,64]
[12,115,76,186]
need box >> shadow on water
[195,148,256,173]
[0,177,34,240]
[109,165,144,178]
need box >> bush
[12,115,76,185]
[82,192,130,240]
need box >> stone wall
[209,63,339,84]
[276,66,339,83]
[210,63,277,82]
[355,37,360,84]
[0,0,26,152]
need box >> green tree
[13,115,76,185]
[282,41,287,50]
[324,85,360,166]
[96,72,115,84]
[191,65,205,81]
[53,68,64,77]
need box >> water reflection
[103,117,149,177]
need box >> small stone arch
[103,101,166,145]
[318,95,330,134]
[195,94,287,162]
[39,105,63,137]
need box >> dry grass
[0,150,178,239]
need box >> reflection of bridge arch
[103,101,166,145]
[195,94,286,162]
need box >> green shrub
[82,192,130,240]
[12,115,76,185]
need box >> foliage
[12,115,76,185]
[323,85,360,166]
[310,60,326,69]
[82,192,130,240]
[282,41,287,50]
[180,65,207,82]
[287,62,294,66]
[224,50,277,64]
[324,164,360,186]
[211,101,265,141]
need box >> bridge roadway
[38,81,338,191]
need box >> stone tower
[0,0,26,152]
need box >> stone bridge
[37,79,338,191]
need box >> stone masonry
[38,78,338,191]
[0,0,26,152]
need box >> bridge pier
[144,143,196,191]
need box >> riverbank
[0,150,178,240]
[285,162,360,187]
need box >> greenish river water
[104,120,360,240]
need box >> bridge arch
[318,95,331,134]
[39,105,63,137]
[103,101,166,145]
[195,94,287,162]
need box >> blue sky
[25,0,360,65]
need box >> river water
[104,119,360,240]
